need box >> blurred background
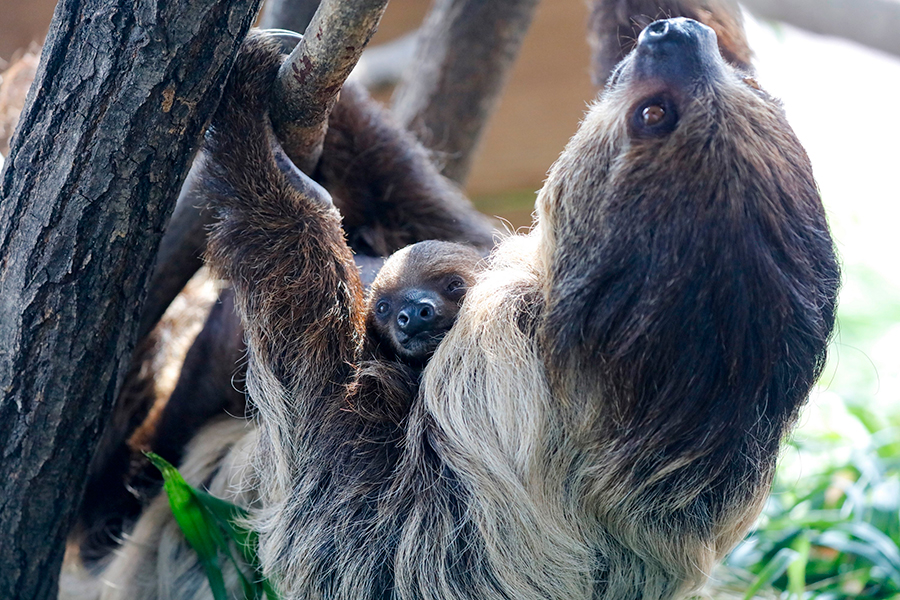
[2,0,899,596]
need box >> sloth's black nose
[638,18,716,51]
[635,18,722,84]
[397,299,437,336]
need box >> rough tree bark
[391,0,541,186]
[259,0,321,33]
[0,0,262,596]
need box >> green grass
[726,416,900,599]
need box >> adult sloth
[69,18,838,600]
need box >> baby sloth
[344,240,482,425]
[366,241,483,367]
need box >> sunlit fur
[61,18,838,600]
[83,76,497,525]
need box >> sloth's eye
[631,96,679,138]
[376,301,390,316]
[446,278,465,294]
[642,105,666,126]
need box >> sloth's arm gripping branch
[203,33,365,412]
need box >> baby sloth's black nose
[397,299,437,336]
[634,18,722,84]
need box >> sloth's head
[536,17,839,520]
[538,17,813,241]
[367,241,484,366]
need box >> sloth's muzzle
[633,18,725,86]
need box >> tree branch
[0,0,262,596]
[741,0,900,58]
[137,13,391,339]
[391,0,541,186]
[271,0,390,172]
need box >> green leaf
[146,452,230,600]
[787,533,810,597]
[194,489,261,569]
[743,548,799,600]
[147,454,281,600]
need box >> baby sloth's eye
[446,277,467,299]
[376,300,390,316]
[631,96,679,138]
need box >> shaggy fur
[319,82,495,257]
[127,240,482,497]
[128,287,247,471]
[62,11,839,600]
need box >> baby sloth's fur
[64,16,838,600]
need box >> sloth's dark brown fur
[64,8,839,600]
[319,83,495,257]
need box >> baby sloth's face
[367,241,484,366]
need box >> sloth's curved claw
[257,28,303,54]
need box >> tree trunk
[391,0,541,186]
[0,0,262,596]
